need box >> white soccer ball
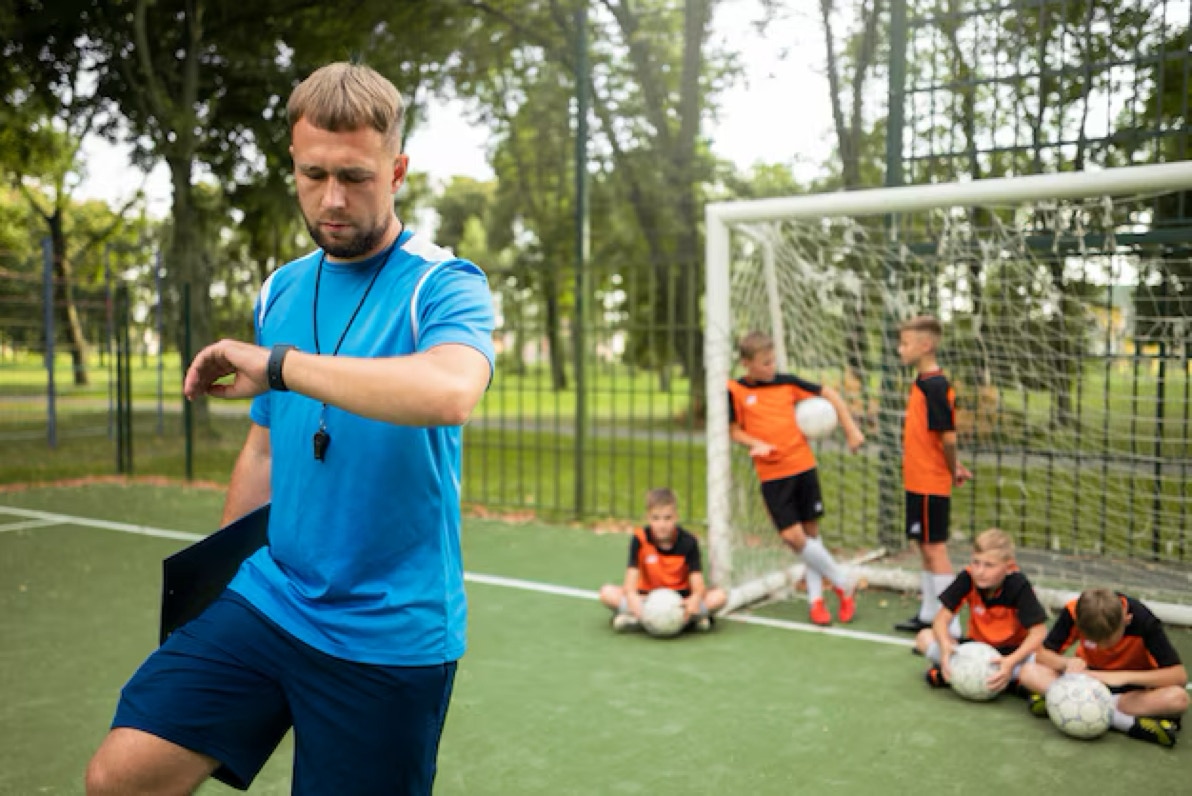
[1046,673,1114,740]
[640,588,687,638]
[795,396,838,440]
[948,642,1004,701]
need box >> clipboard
[160,503,271,643]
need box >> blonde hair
[646,487,678,511]
[287,62,405,151]
[973,528,1015,561]
[900,315,943,338]
[1075,588,1125,643]
[738,331,774,360]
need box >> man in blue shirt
[86,62,495,796]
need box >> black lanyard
[309,232,402,461]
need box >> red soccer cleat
[835,586,856,623]
[809,598,832,626]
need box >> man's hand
[184,340,271,401]
[846,429,865,453]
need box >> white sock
[917,571,937,623]
[805,566,824,603]
[802,537,846,590]
[1111,708,1134,733]
[1109,695,1134,733]
[949,616,962,638]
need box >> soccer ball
[1046,673,1113,740]
[795,397,838,440]
[948,642,1004,701]
[640,588,687,638]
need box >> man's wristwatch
[267,344,296,392]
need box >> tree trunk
[48,212,90,386]
[168,156,212,429]
[541,267,567,390]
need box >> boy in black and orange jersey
[916,528,1047,693]
[1019,588,1188,747]
[599,488,726,633]
[727,331,866,626]
[895,315,973,635]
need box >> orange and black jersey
[939,569,1047,654]
[727,374,823,482]
[1044,594,1182,671]
[903,371,956,496]
[628,525,702,593]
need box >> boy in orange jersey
[727,331,866,626]
[1019,588,1188,748]
[599,487,727,633]
[916,528,1047,694]
[895,315,973,635]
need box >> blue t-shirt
[228,229,495,666]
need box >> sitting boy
[1018,588,1188,748]
[599,487,726,633]
[916,528,1047,694]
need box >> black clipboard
[160,503,271,644]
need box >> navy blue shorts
[113,591,457,794]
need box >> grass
[1,483,1190,795]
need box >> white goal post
[705,162,1192,626]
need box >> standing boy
[895,315,973,634]
[727,331,866,626]
[600,487,726,633]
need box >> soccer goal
[705,162,1192,625]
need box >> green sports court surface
[1,482,1189,795]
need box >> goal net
[705,163,1192,624]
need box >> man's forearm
[281,345,490,427]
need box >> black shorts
[639,588,692,598]
[906,491,950,544]
[761,470,825,530]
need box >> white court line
[463,570,915,648]
[6,503,1191,689]
[0,505,204,542]
[0,518,63,533]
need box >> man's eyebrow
[296,164,375,178]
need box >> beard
[305,215,390,260]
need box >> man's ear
[391,153,410,193]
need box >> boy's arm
[730,421,774,457]
[819,386,865,452]
[932,606,959,678]
[623,568,643,617]
[1034,647,1075,672]
[939,430,972,486]
[685,572,708,617]
[989,624,1048,691]
[1090,663,1189,690]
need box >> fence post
[41,237,57,449]
[183,283,194,481]
[573,1,590,519]
[155,249,164,436]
